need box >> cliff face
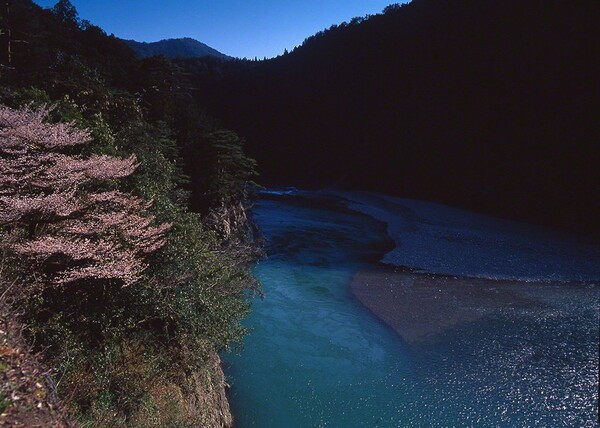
[193,354,233,428]
[1,305,232,427]
[132,353,233,427]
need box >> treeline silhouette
[182,0,600,237]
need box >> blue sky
[33,0,405,59]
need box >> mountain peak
[124,37,230,60]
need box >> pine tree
[51,0,79,27]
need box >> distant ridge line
[124,37,230,59]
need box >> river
[223,190,599,427]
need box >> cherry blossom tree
[0,105,169,287]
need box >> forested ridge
[184,0,600,238]
[0,0,259,426]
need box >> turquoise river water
[223,191,599,427]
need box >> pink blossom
[0,105,170,287]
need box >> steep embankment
[1,1,256,425]
[0,303,70,426]
[128,352,233,427]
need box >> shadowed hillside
[183,0,600,237]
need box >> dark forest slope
[186,0,600,237]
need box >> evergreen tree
[51,0,79,27]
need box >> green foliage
[203,130,258,205]
[0,393,11,413]
[0,0,260,424]
[51,0,79,26]
[0,98,256,422]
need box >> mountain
[124,37,230,59]
[181,0,600,238]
